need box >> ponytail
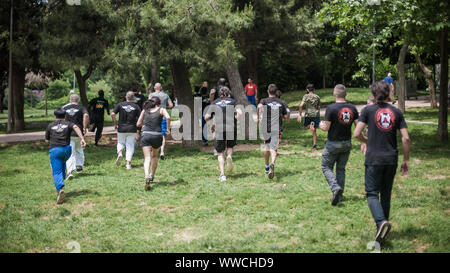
[143,97,161,111]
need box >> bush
[46,79,72,100]
[35,96,70,110]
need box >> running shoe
[265,166,270,174]
[116,153,123,166]
[56,189,65,204]
[144,175,154,191]
[160,154,165,160]
[312,144,317,151]
[331,189,343,206]
[375,220,391,244]
[226,156,233,172]
[65,171,74,181]
[268,163,275,179]
[126,164,132,170]
[219,175,227,182]
[76,166,83,174]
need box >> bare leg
[270,149,277,164]
[264,150,270,166]
[218,152,225,176]
[142,146,151,177]
[160,136,166,155]
[151,147,160,176]
[312,128,317,146]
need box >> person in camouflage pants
[298,84,321,150]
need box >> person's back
[149,90,171,109]
[325,102,359,142]
[46,120,75,148]
[260,96,289,134]
[302,92,320,118]
[211,97,237,134]
[89,96,109,118]
[114,101,141,133]
[143,108,163,133]
[63,103,88,137]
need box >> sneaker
[375,220,391,244]
[160,154,165,160]
[65,172,74,181]
[226,156,233,172]
[76,166,83,174]
[56,189,65,204]
[312,144,317,151]
[213,149,218,156]
[144,175,154,191]
[126,164,132,170]
[268,163,275,179]
[331,189,343,206]
[265,166,270,174]
[116,153,123,166]
[219,175,227,182]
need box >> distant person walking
[319,84,359,206]
[354,80,410,245]
[111,91,141,170]
[89,90,110,146]
[384,72,396,104]
[63,94,89,179]
[137,97,171,190]
[149,83,173,160]
[244,77,258,106]
[46,108,86,204]
[198,81,210,144]
[298,84,321,150]
[133,90,147,110]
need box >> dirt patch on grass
[426,174,448,180]
[201,144,260,153]
[173,227,205,243]
[257,223,281,232]
[298,150,322,157]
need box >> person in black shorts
[89,90,110,146]
[45,108,86,204]
[204,87,242,182]
[257,84,290,179]
[319,84,359,206]
[137,97,171,190]
[354,80,410,245]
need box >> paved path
[0,97,443,144]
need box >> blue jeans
[365,164,397,228]
[321,140,352,192]
[49,145,72,192]
[247,95,256,106]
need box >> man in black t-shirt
[45,108,86,204]
[257,84,290,179]
[133,90,146,110]
[354,80,410,245]
[63,94,89,179]
[111,91,142,170]
[89,90,110,146]
[204,87,242,182]
[319,84,359,206]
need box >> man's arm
[106,100,110,115]
[209,89,216,104]
[136,110,145,128]
[400,128,410,175]
[319,121,331,131]
[297,101,305,123]
[83,113,89,135]
[72,125,86,148]
[353,121,367,143]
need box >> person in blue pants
[45,108,86,204]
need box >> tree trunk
[12,64,25,131]
[148,60,159,94]
[437,27,448,143]
[322,56,326,89]
[396,38,408,113]
[170,59,200,147]
[74,66,93,108]
[0,86,4,114]
[226,66,249,106]
[415,53,438,108]
[245,48,258,85]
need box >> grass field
[0,119,449,253]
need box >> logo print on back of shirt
[215,100,232,107]
[122,105,136,113]
[267,102,281,109]
[65,108,79,116]
[338,107,354,125]
[51,124,68,133]
[375,108,395,132]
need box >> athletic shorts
[140,133,163,149]
[161,118,167,136]
[304,117,320,128]
[264,131,282,151]
[214,131,236,153]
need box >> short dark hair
[306,83,315,91]
[98,90,104,97]
[218,86,231,98]
[54,108,66,119]
[218,78,226,86]
[371,80,390,102]
[268,84,277,95]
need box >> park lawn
[404,107,441,123]
[0,119,449,253]
[281,88,372,110]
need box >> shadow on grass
[65,189,100,199]
[152,178,188,188]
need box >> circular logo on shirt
[338,107,354,125]
[375,108,395,131]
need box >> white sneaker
[226,156,233,172]
[213,149,218,156]
[116,153,123,166]
[219,175,227,182]
[65,172,74,181]
[126,164,132,170]
[56,189,65,204]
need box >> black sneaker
[76,166,83,174]
[375,220,391,244]
[144,175,154,191]
[268,163,275,179]
[160,154,165,160]
[265,166,270,174]
[331,189,343,206]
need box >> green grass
[404,107,441,123]
[0,119,449,253]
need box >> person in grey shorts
[319,84,359,206]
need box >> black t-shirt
[134,93,146,110]
[89,97,109,118]
[113,101,141,133]
[324,102,359,141]
[45,120,75,148]
[259,97,289,134]
[63,103,88,136]
[359,103,408,165]
[207,98,237,133]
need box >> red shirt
[245,83,258,96]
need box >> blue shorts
[161,118,167,136]
[304,117,320,128]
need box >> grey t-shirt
[149,91,172,109]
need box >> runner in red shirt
[244,77,258,106]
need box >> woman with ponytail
[136,97,171,190]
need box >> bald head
[126,91,135,101]
[154,83,162,92]
[70,94,80,104]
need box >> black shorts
[214,131,236,153]
[140,134,163,149]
